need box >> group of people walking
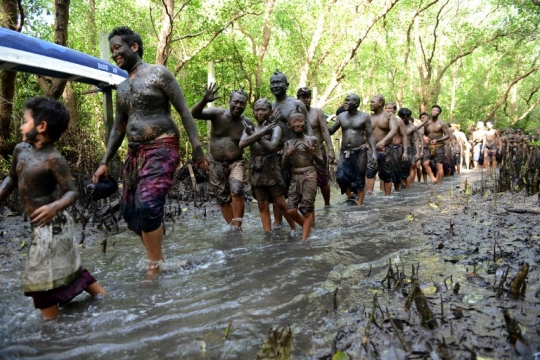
[1,25,537,320]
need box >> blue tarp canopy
[0,28,127,87]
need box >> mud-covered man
[297,87,335,206]
[397,107,428,188]
[384,102,409,192]
[471,121,485,170]
[192,84,252,230]
[329,94,376,206]
[365,95,400,196]
[269,71,311,225]
[482,121,502,172]
[93,26,207,279]
[422,105,451,185]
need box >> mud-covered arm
[399,120,409,154]
[190,83,222,121]
[328,116,341,136]
[308,138,324,166]
[31,155,78,227]
[159,67,208,169]
[0,146,19,204]
[92,94,128,182]
[413,129,420,157]
[376,115,398,149]
[298,101,313,136]
[366,118,377,160]
[258,126,282,152]
[318,109,335,161]
[239,122,276,148]
[281,141,291,169]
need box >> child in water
[239,98,297,232]
[281,107,324,240]
[0,96,106,320]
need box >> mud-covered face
[288,115,305,134]
[21,110,39,143]
[270,75,288,97]
[298,95,311,108]
[344,95,359,111]
[253,103,271,124]
[109,35,139,71]
[229,93,247,117]
[420,115,429,122]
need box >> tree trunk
[297,0,336,88]
[39,0,70,99]
[254,0,276,99]
[0,0,21,154]
[156,0,174,66]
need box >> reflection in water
[0,179,470,359]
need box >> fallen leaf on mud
[422,286,438,295]
[407,213,414,221]
[20,240,25,248]
[10,237,19,242]
[332,351,350,360]
[20,253,27,257]
[429,203,439,209]
[509,225,516,229]
[483,221,491,226]
[440,210,449,214]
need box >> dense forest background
[1,0,539,173]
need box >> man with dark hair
[415,112,430,182]
[269,71,311,225]
[398,107,428,188]
[329,94,375,206]
[192,83,252,230]
[93,26,207,279]
[422,105,451,185]
[384,102,409,192]
[482,121,502,173]
[297,87,335,206]
[365,94,403,196]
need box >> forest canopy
[1,0,539,167]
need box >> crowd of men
[190,70,540,236]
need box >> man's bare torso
[338,111,371,150]
[210,110,251,162]
[371,112,392,143]
[117,64,180,144]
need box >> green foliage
[3,0,539,164]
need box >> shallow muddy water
[1,172,526,359]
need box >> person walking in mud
[365,95,402,196]
[1,96,107,320]
[415,112,430,182]
[450,123,470,173]
[269,71,311,225]
[329,94,376,206]
[93,26,208,279]
[421,105,451,185]
[384,102,410,192]
[471,121,486,170]
[282,107,324,240]
[482,121,502,173]
[297,87,335,206]
[398,107,428,188]
[191,84,251,230]
[239,99,297,232]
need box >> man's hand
[262,121,277,134]
[192,146,209,171]
[370,151,377,162]
[328,152,336,165]
[31,204,58,227]
[429,139,438,145]
[423,136,431,145]
[402,152,409,162]
[375,141,386,151]
[203,82,220,103]
[92,164,109,183]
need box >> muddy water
[0,176,474,359]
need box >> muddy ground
[1,174,539,359]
